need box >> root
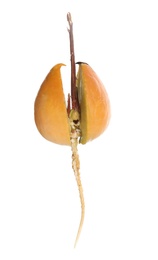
[69,111,85,247]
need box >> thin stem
[67,12,79,111]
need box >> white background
[0,0,158,259]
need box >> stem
[67,12,79,111]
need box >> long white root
[70,111,85,248]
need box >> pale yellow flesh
[77,63,110,144]
[34,63,71,145]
